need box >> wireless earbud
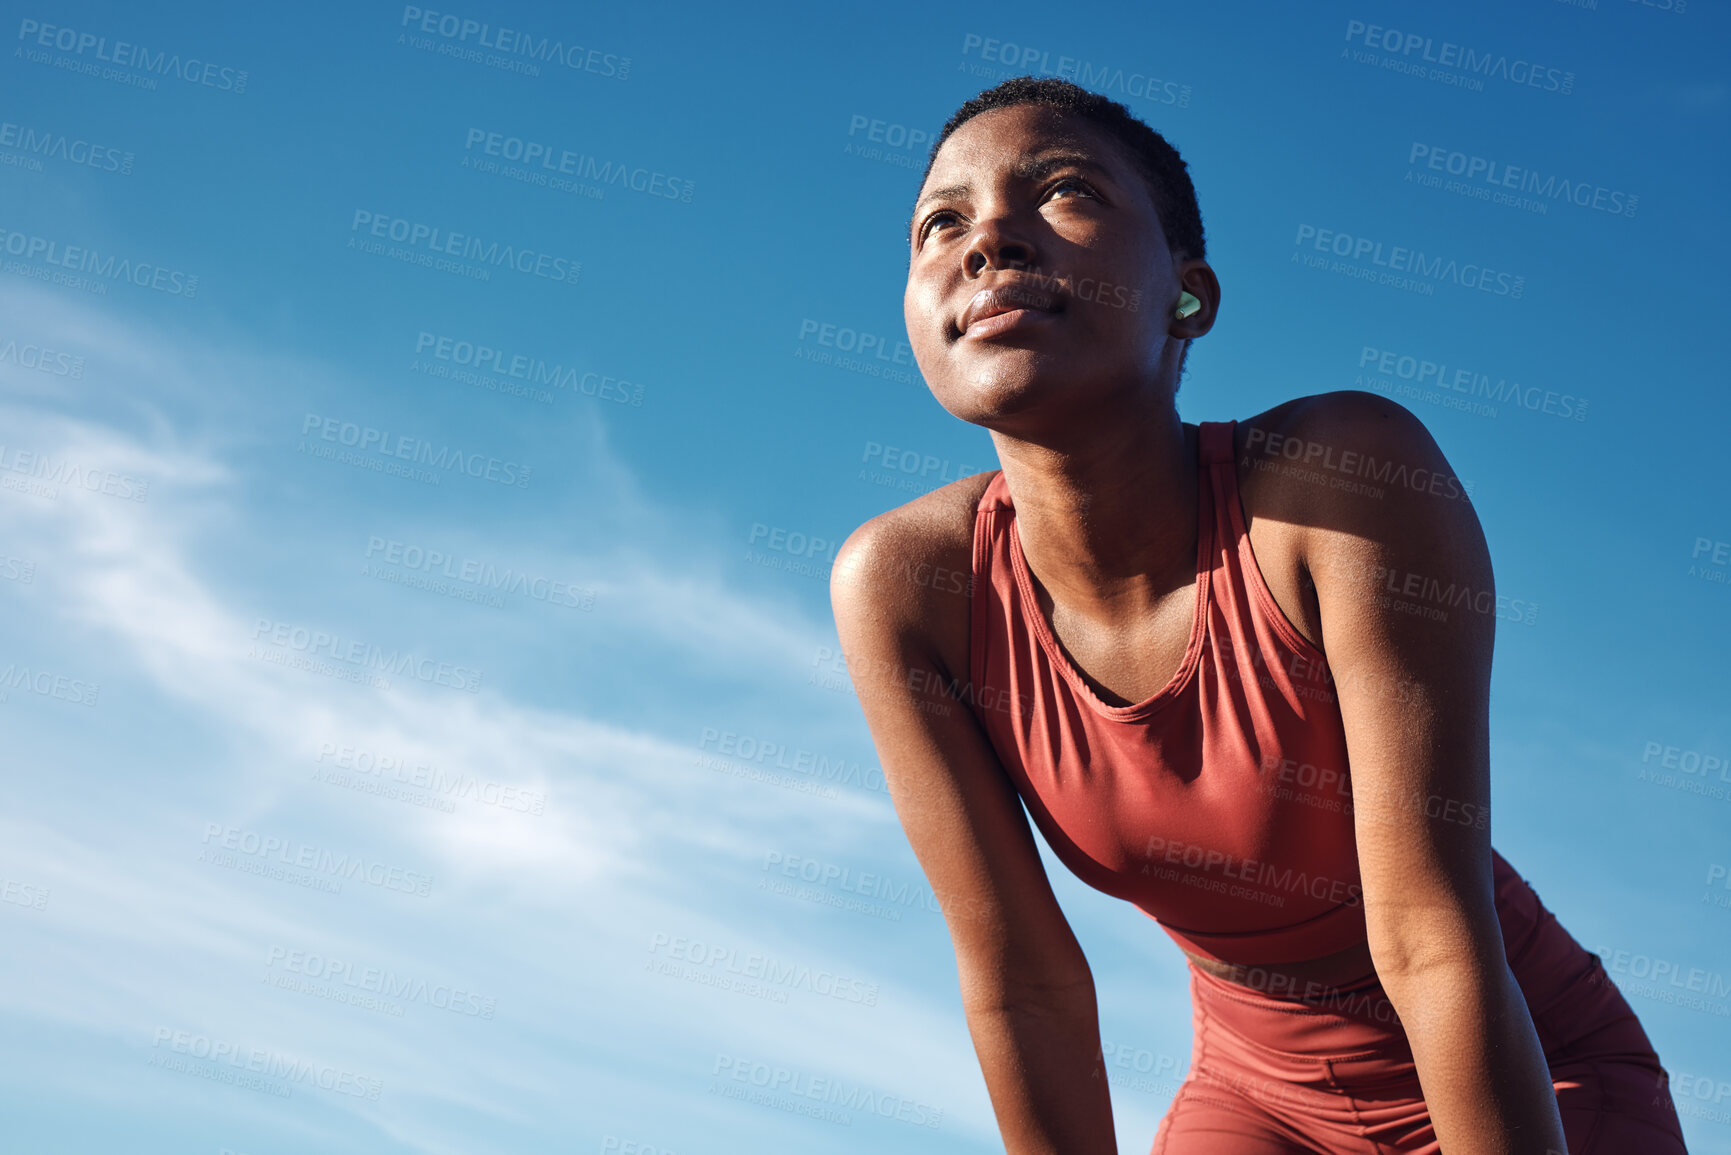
[1174,291,1202,320]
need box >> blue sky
[1,0,1727,1151]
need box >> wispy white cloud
[0,289,996,1151]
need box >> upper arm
[1284,391,1503,982]
[829,509,1093,1007]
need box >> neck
[990,398,1198,619]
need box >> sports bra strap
[1198,420,1236,465]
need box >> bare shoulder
[1235,390,1434,465]
[829,470,996,674]
[828,470,1096,1000]
[1233,390,1458,530]
[1280,389,1435,450]
[1224,392,1461,647]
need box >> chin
[931,360,1069,425]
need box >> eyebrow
[1019,150,1108,184]
[908,182,970,238]
[907,150,1113,240]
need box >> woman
[828,77,1687,1155]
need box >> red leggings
[1151,872,1689,1154]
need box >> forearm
[1384,960,1566,1154]
[961,984,1118,1155]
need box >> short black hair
[917,76,1205,261]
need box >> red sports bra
[967,419,1369,964]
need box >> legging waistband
[1184,878,1661,1072]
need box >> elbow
[959,961,1098,1018]
[1367,921,1506,1004]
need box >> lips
[960,280,1064,335]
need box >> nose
[963,219,1034,277]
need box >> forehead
[922,104,1135,187]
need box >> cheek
[904,279,946,348]
[904,284,963,394]
[1073,259,1158,331]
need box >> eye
[919,209,963,240]
[1045,176,1097,201]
